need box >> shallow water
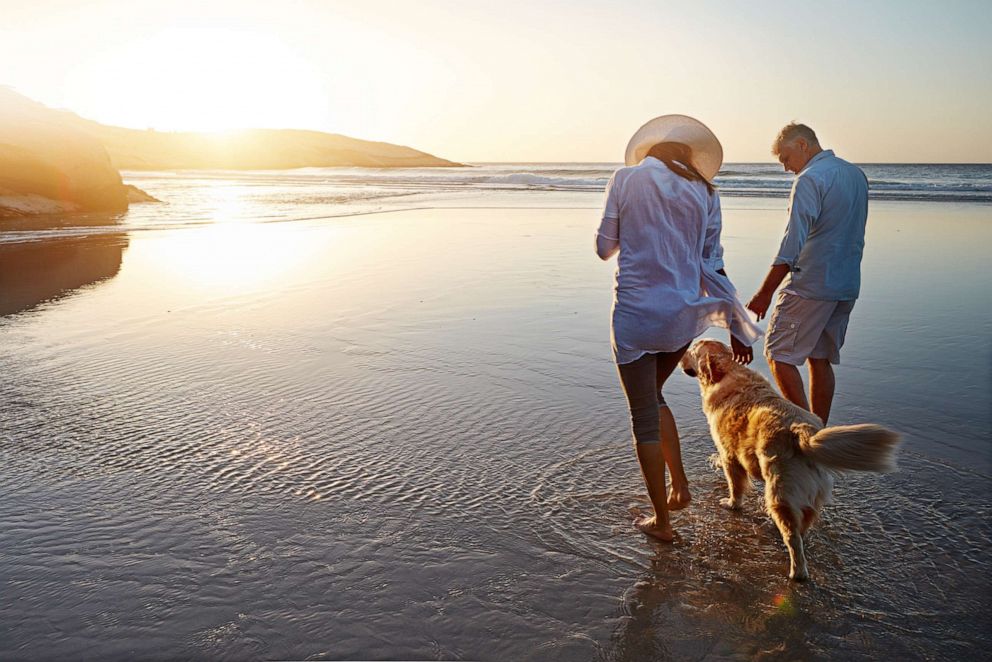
[1,186,990,659]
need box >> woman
[596,115,762,542]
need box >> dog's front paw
[719,497,742,510]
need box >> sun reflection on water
[140,220,322,295]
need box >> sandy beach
[3,0,990,656]
[1,181,989,659]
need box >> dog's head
[681,339,734,385]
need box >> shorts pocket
[768,315,802,355]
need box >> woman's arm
[717,264,754,365]
[704,193,754,364]
[596,172,621,260]
[702,192,725,271]
[596,216,619,260]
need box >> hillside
[0,87,461,216]
[84,123,462,170]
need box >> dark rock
[124,184,162,203]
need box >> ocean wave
[476,173,608,189]
[867,180,992,192]
[118,163,991,202]
[264,170,612,191]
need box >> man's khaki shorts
[764,291,856,365]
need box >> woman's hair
[646,142,715,194]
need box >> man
[747,123,868,425]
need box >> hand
[746,291,773,321]
[730,336,753,365]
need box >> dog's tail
[794,423,901,473]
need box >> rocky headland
[0,87,459,217]
[0,88,129,216]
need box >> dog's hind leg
[770,501,809,581]
[800,507,818,535]
[719,458,748,510]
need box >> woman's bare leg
[633,442,673,541]
[659,407,690,510]
[655,345,691,509]
[618,354,674,541]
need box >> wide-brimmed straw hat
[624,114,723,181]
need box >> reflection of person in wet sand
[596,115,761,542]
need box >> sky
[2,0,990,163]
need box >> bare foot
[633,513,674,542]
[667,484,691,511]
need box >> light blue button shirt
[774,150,869,301]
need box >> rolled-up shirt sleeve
[773,175,820,269]
[596,172,620,260]
[702,191,725,271]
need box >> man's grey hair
[772,123,820,154]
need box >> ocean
[3,162,990,244]
[1,164,990,660]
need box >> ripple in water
[1,206,990,660]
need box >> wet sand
[1,199,990,660]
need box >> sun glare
[144,222,312,295]
[69,25,329,133]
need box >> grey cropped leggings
[616,344,690,445]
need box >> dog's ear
[700,354,726,383]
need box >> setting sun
[69,25,329,133]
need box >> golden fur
[680,339,900,580]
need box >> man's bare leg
[808,358,835,425]
[769,359,810,411]
[633,442,674,542]
[659,407,690,510]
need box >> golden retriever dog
[680,339,900,581]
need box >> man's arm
[747,176,819,320]
[746,263,791,321]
